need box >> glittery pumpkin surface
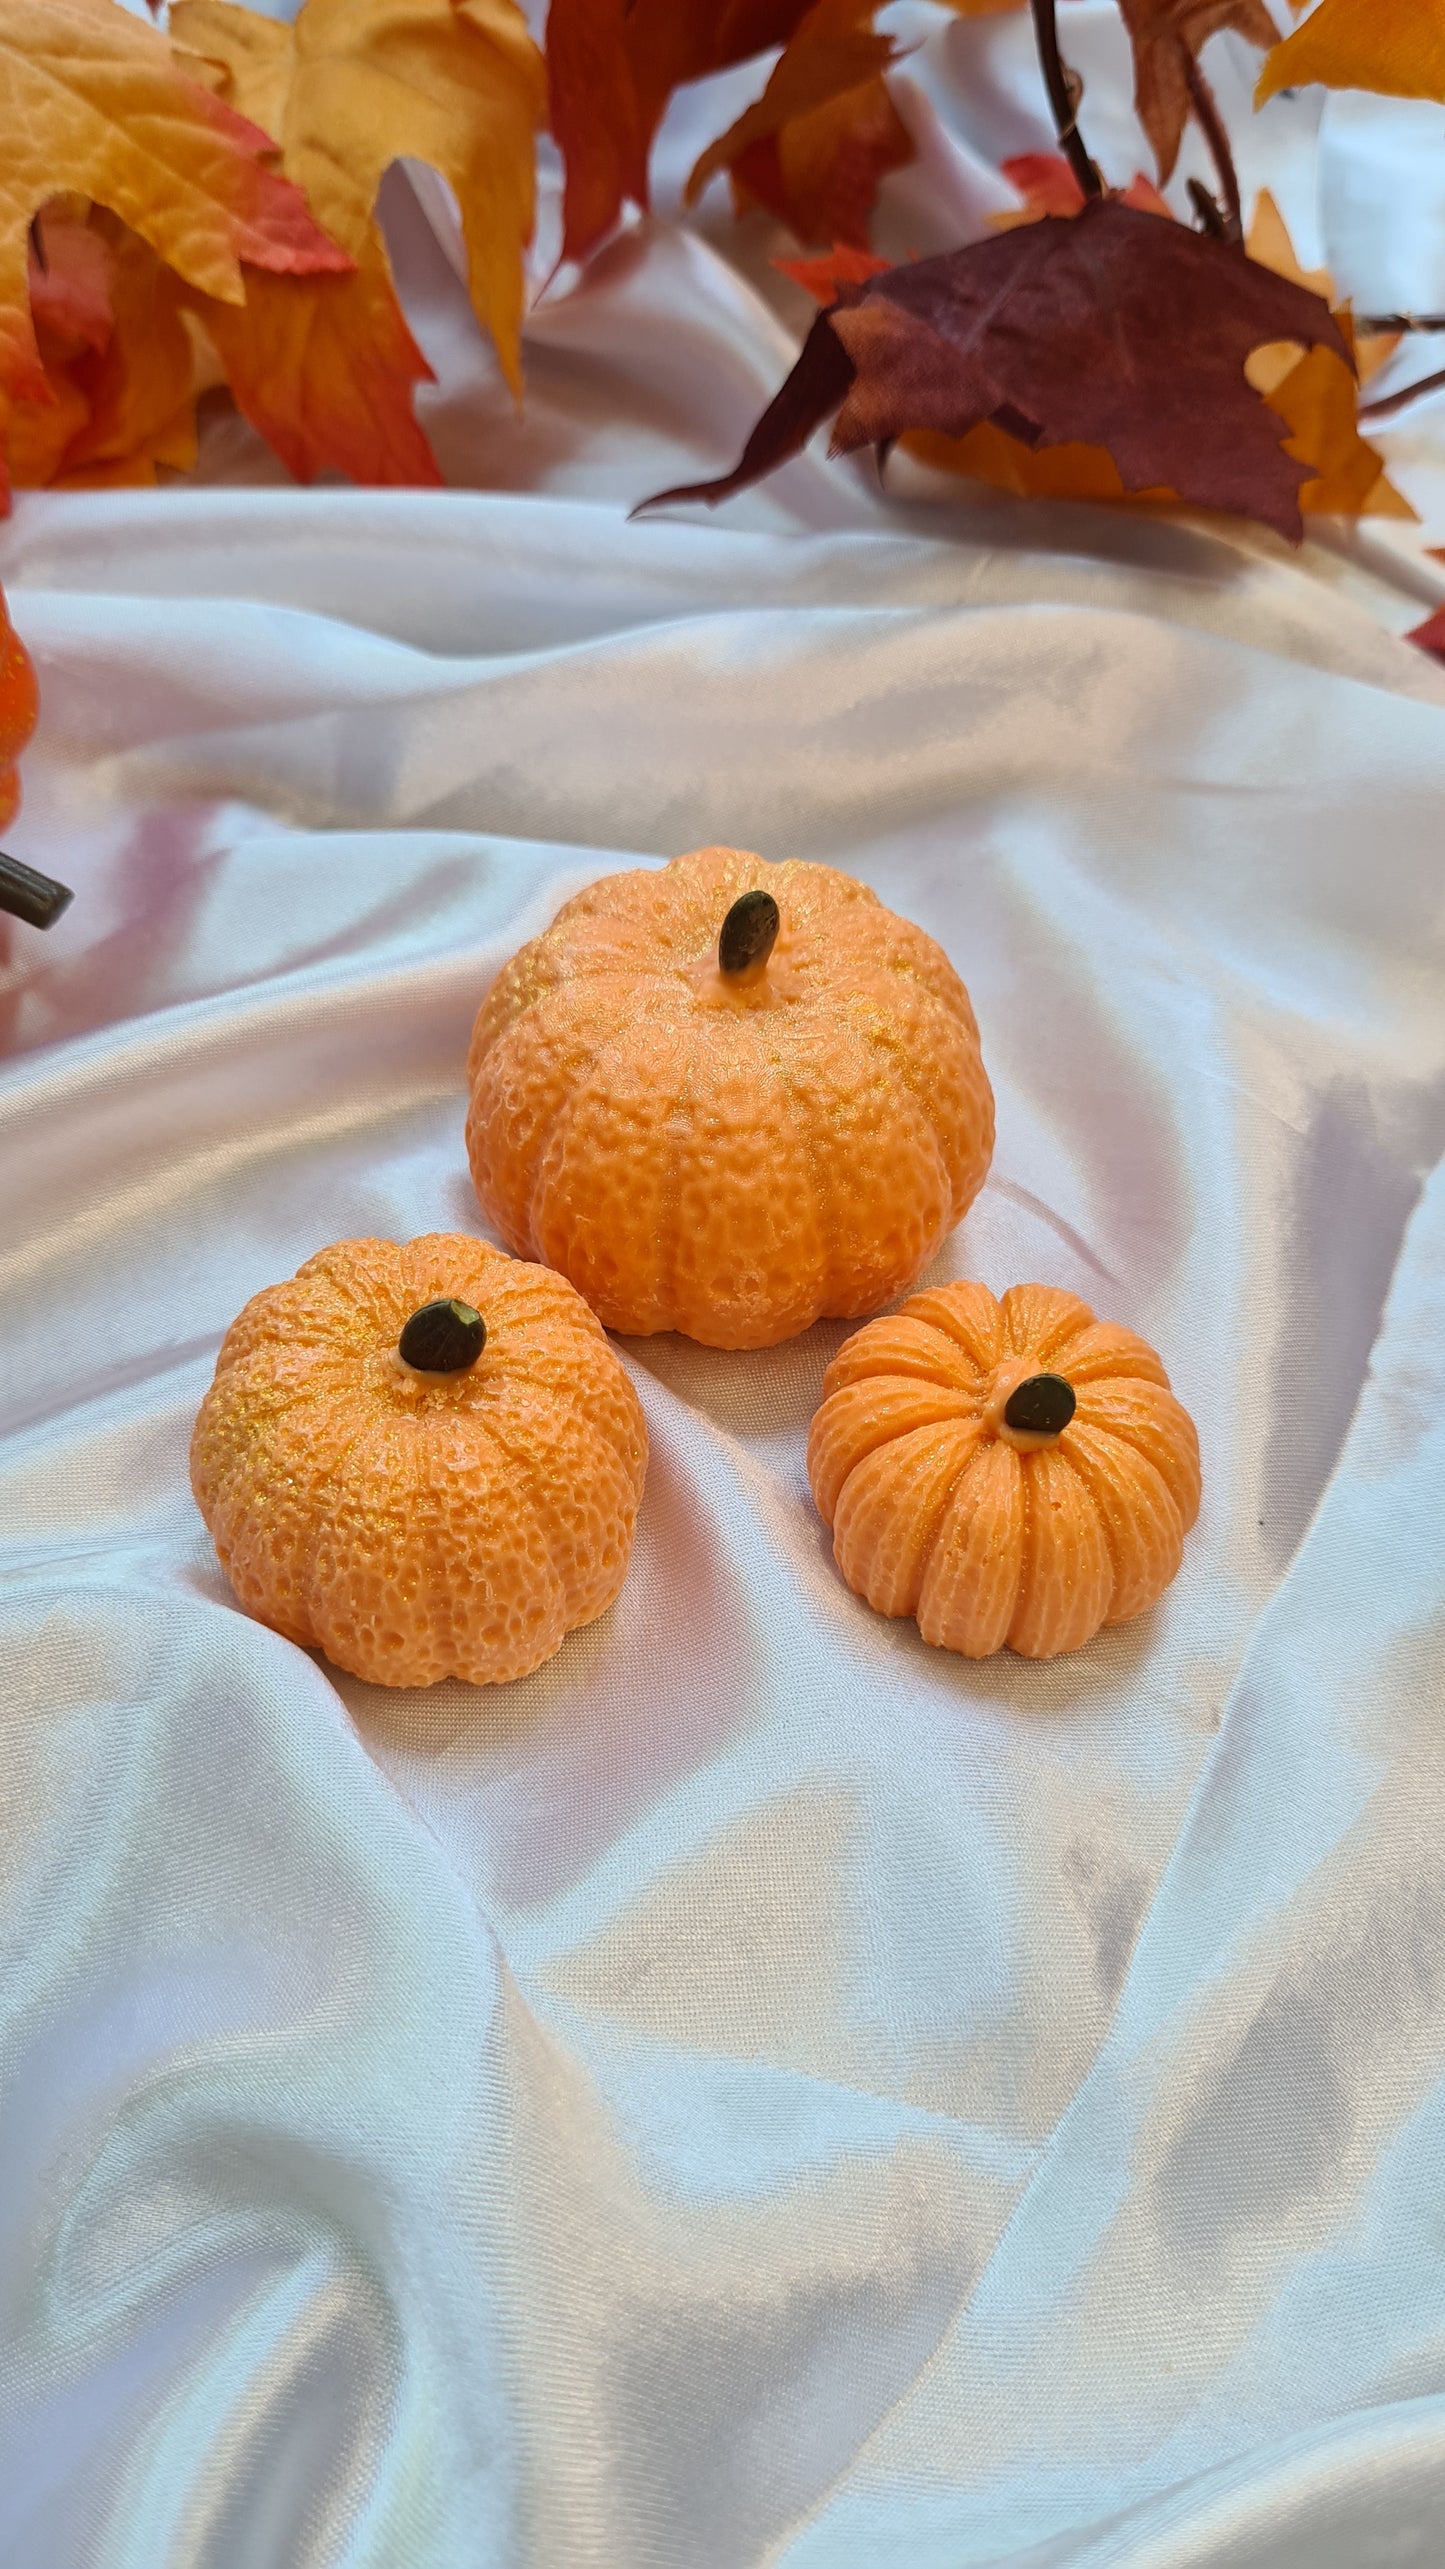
[465,845,995,1349]
[808,1281,1201,1660]
[190,1234,648,1688]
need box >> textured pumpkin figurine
[466,846,994,1349]
[191,1235,647,1688]
[808,1283,1199,1659]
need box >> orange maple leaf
[1258,0,1445,106]
[3,205,198,500]
[0,0,345,405]
[192,257,441,491]
[1243,190,1412,519]
[774,241,892,301]
[686,0,913,248]
[1116,0,1278,183]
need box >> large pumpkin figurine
[191,1235,648,1688]
[807,1282,1200,1659]
[465,846,994,1349]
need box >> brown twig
[1181,47,1241,244]
[1358,313,1445,336]
[1030,0,1102,200]
[1360,365,1445,424]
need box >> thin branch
[1186,179,1227,239]
[1030,0,1103,200]
[1360,365,1445,424]
[1181,47,1241,244]
[1358,313,1445,336]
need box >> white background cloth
[4,8,1445,2564]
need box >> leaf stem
[1181,48,1241,244]
[1029,0,1102,200]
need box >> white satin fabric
[4,11,1445,2566]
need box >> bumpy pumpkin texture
[465,846,995,1349]
[191,1234,648,1688]
[808,1282,1200,1659]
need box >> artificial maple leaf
[1117,0,1278,182]
[1257,1,1445,107]
[0,0,345,405]
[546,0,816,266]
[190,254,441,489]
[1243,190,1411,518]
[774,242,891,299]
[933,159,1174,499]
[636,199,1353,541]
[28,204,112,355]
[993,152,1171,224]
[686,0,913,248]
[545,0,648,272]
[48,214,197,490]
[1406,605,1445,663]
[173,0,545,400]
[913,182,1407,519]
[3,206,199,497]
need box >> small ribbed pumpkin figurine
[807,1282,1199,1660]
[465,846,994,1349]
[191,1235,647,1688]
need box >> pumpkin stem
[399,1299,486,1374]
[719,888,780,977]
[1003,1373,1076,1435]
[0,850,73,930]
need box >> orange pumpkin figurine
[0,585,38,834]
[807,1282,1200,1660]
[465,846,994,1349]
[0,589,70,930]
[191,1234,648,1688]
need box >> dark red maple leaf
[635,198,1353,541]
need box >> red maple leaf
[546,0,815,266]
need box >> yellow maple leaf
[1258,0,1445,107]
[0,0,345,404]
[1244,191,1413,518]
[172,0,545,398]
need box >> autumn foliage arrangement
[0,0,1427,542]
